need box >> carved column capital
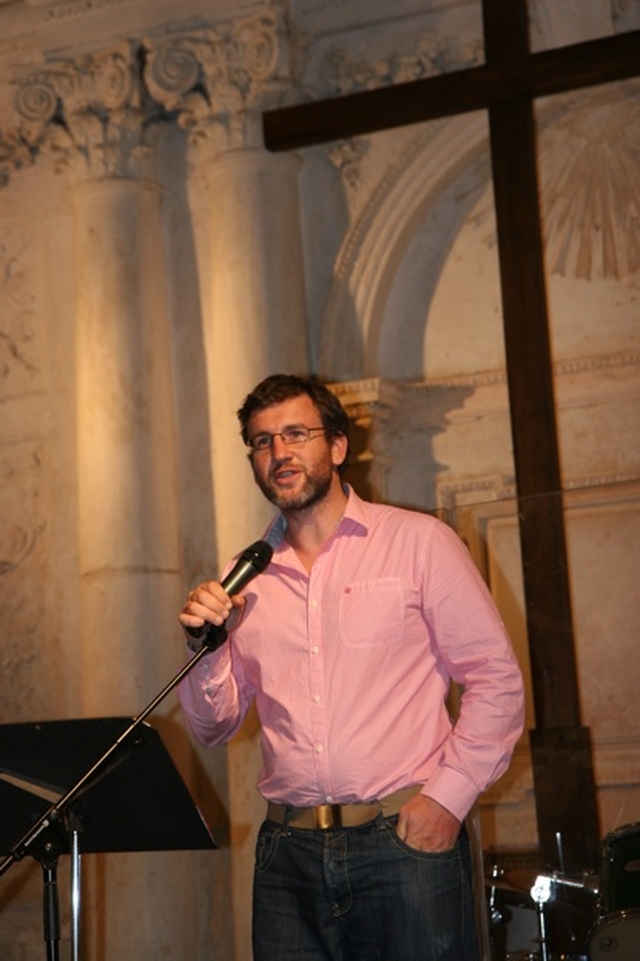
[0,128,34,187]
[10,41,164,183]
[143,9,289,163]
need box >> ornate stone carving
[321,26,482,192]
[0,128,36,187]
[0,231,40,395]
[328,378,400,490]
[0,442,50,721]
[324,28,482,97]
[1,9,289,180]
[143,10,288,161]
[612,0,640,28]
[436,473,517,513]
[25,0,126,19]
[327,138,369,190]
[540,82,640,280]
[10,41,164,182]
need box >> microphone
[186,540,273,652]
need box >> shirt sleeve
[420,521,526,821]
[177,637,254,747]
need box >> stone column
[70,174,181,703]
[145,13,309,958]
[145,10,309,560]
[12,44,195,961]
[205,146,309,556]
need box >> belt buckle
[314,804,341,829]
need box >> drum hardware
[530,874,553,961]
[484,824,640,961]
[529,871,600,961]
[485,868,598,961]
[533,872,599,898]
[485,822,640,960]
[490,864,507,925]
[556,832,567,876]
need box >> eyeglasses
[246,425,326,453]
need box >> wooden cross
[263,0,639,871]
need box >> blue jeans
[252,814,480,960]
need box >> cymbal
[485,876,535,908]
[500,869,540,893]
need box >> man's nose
[270,433,291,458]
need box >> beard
[253,459,334,513]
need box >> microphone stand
[0,625,227,961]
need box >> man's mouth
[273,466,300,483]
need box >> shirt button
[315,744,324,754]
[311,599,318,609]
[313,694,321,703]
[311,645,320,654]
[326,795,333,803]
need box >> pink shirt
[179,487,525,821]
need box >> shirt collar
[263,483,369,554]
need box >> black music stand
[0,716,217,961]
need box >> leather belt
[266,785,421,830]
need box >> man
[178,373,525,961]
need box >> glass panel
[297,12,639,958]
[528,67,640,880]
[448,481,640,957]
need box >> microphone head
[241,540,273,573]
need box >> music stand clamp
[1,644,219,961]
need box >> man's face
[246,394,346,512]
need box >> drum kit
[486,822,640,961]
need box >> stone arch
[318,112,491,382]
[319,78,640,385]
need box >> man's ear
[331,433,348,469]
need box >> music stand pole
[70,829,81,961]
[42,851,62,961]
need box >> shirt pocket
[339,577,405,648]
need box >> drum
[587,908,640,960]
[598,823,640,914]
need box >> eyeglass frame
[246,425,327,453]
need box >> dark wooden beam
[484,0,600,865]
[264,29,640,151]
[489,93,581,727]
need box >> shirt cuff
[421,766,479,823]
